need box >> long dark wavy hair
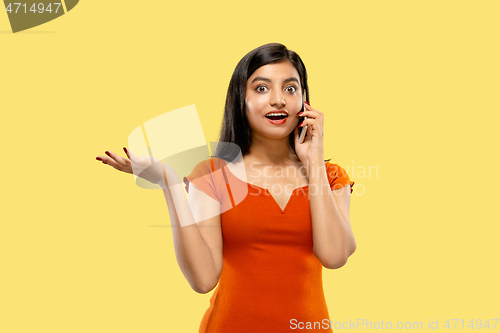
[212,42,330,164]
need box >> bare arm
[96,149,223,293]
[161,163,223,293]
[307,160,356,269]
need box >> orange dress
[183,157,354,333]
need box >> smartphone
[298,101,308,144]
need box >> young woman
[96,43,356,333]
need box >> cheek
[246,99,255,111]
[247,95,268,110]
[245,95,262,114]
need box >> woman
[96,42,356,332]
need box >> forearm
[307,160,356,269]
[160,164,218,293]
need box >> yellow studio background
[1,1,499,332]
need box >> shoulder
[325,161,345,177]
[186,157,234,182]
[190,157,227,171]
[210,156,231,171]
[325,161,354,193]
[325,161,350,183]
[183,157,228,199]
[188,158,213,175]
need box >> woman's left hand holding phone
[294,101,325,164]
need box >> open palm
[96,147,167,188]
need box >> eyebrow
[251,76,300,85]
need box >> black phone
[298,101,308,144]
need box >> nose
[269,89,286,108]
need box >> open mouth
[265,115,288,121]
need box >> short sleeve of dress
[183,158,221,203]
[326,162,355,194]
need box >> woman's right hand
[96,147,167,188]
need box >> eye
[256,85,268,93]
[286,85,297,93]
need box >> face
[245,61,304,139]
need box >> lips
[266,117,288,125]
[265,110,289,116]
[265,110,289,121]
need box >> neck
[245,134,298,166]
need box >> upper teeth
[267,113,287,117]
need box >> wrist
[152,162,172,188]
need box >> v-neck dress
[183,157,354,333]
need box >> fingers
[300,118,316,129]
[107,150,130,166]
[299,105,324,121]
[299,104,323,137]
[96,150,131,171]
[300,118,323,138]
[96,156,107,164]
[123,147,139,163]
[298,115,322,134]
